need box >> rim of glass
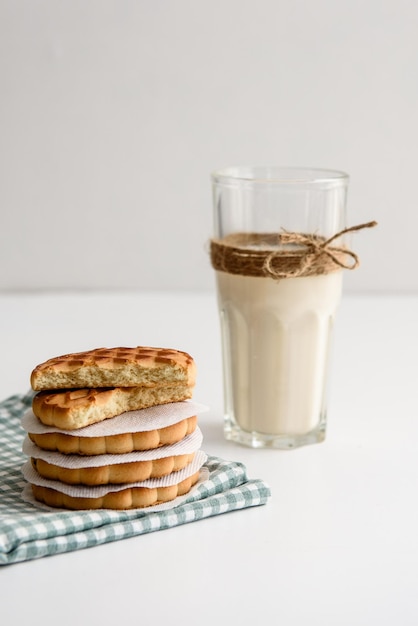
[211,166,349,185]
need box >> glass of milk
[210,166,349,449]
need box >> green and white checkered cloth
[0,391,271,565]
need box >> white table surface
[1,290,417,625]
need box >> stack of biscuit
[21,346,207,510]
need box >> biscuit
[30,453,195,485]
[30,471,200,510]
[31,346,196,391]
[32,385,194,430]
[28,415,198,454]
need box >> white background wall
[0,0,416,293]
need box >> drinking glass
[210,166,349,449]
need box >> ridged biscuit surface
[31,346,196,391]
[30,471,200,510]
[28,415,198,454]
[32,384,194,430]
[31,453,195,485]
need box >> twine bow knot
[263,221,378,279]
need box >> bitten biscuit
[30,471,200,510]
[28,415,198,455]
[31,346,196,391]
[32,385,194,430]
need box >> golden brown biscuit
[32,385,194,430]
[28,415,198,454]
[31,346,196,391]
[30,471,200,510]
[30,453,195,485]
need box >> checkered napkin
[0,391,271,565]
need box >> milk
[216,270,342,443]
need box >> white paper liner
[22,467,210,513]
[22,427,203,468]
[21,400,209,436]
[22,449,208,498]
